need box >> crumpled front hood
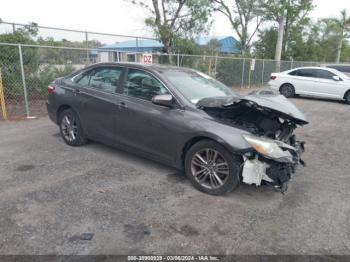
[197,89,308,125]
[243,90,308,124]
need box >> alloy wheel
[281,85,293,97]
[346,93,350,104]
[60,114,78,142]
[190,148,230,189]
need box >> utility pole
[335,34,343,63]
[85,31,90,65]
[275,13,286,72]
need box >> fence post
[0,69,8,120]
[85,31,90,64]
[18,44,30,118]
[136,37,139,53]
[261,59,265,88]
[177,53,180,67]
[248,59,251,89]
[241,58,245,89]
[116,51,119,62]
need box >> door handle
[73,88,81,95]
[119,101,127,109]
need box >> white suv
[268,67,350,104]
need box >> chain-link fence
[0,21,158,50]
[0,42,322,120]
[0,44,31,120]
[0,43,90,120]
[149,54,319,87]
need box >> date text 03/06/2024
[127,255,220,261]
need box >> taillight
[48,85,55,93]
[270,75,277,80]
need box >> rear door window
[289,69,315,77]
[76,66,123,93]
[288,70,298,76]
[295,69,315,77]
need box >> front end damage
[197,89,308,193]
[241,136,305,193]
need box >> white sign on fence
[99,52,109,62]
[143,53,153,64]
[250,59,256,71]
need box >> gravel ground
[0,92,349,255]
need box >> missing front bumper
[241,139,305,193]
[242,158,295,193]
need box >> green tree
[173,37,201,54]
[254,18,350,63]
[213,0,265,55]
[0,26,39,98]
[254,27,278,59]
[260,0,314,59]
[297,18,348,62]
[340,41,350,62]
[0,24,76,100]
[204,39,222,55]
[332,9,350,63]
[132,0,212,54]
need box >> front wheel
[59,108,87,146]
[344,91,350,104]
[280,84,295,98]
[185,140,242,195]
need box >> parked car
[268,66,350,103]
[323,64,350,77]
[47,63,307,195]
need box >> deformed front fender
[180,119,254,159]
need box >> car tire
[59,108,87,146]
[280,84,295,98]
[344,91,350,104]
[184,140,242,195]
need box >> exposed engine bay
[197,89,308,193]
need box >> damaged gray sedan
[47,63,307,195]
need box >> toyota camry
[47,63,307,195]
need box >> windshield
[336,70,350,80]
[162,69,235,104]
[326,65,350,78]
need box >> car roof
[321,63,350,67]
[88,62,195,73]
[287,66,340,73]
[284,66,350,78]
[289,66,325,70]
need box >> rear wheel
[344,91,350,104]
[280,84,295,98]
[59,108,87,146]
[185,140,242,195]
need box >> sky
[1,0,350,43]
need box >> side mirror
[333,75,341,81]
[152,94,174,108]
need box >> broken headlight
[242,134,293,162]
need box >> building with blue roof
[195,36,240,54]
[99,39,164,53]
[96,36,240,62]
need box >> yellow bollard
[0,69,8,120]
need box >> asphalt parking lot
[0,94,350,255]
